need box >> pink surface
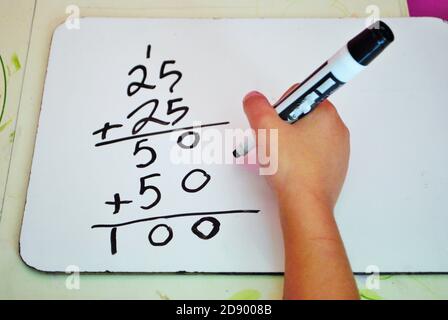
[408,0,448,20]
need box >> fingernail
[243,91,262,104]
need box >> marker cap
[347,21,394,66]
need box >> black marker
[233,20,394,157]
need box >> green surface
[0,54,7,125]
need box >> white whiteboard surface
[20,18,448,273]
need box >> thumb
[243,91,284,131]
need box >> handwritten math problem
[91,44,259,255]
[21,20,289,272]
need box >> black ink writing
[92,209,260,229]
[139,173,161,210]
[181,169,211,193]
[92,122,123,140]
[128,99,170,134]
[127,65,156,96]
[148,224,173,246]
[177,131,200,149]
[95,121,229,147]
[110,227,117,255]
[167,98,189,126]
[105,193,133,214]
[133,139,157,168]
[92,43,240,256]
[94,210,260,255]
[146,44,151,59]
[191,217,220,240]
[159,60,182,93]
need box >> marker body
[233,21,394,158]
[276,45,364,124]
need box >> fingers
[243,83,300,130]
[302,99,350,139]
[243,91,284,130]
[308,99,342,124]
[308,99,338,120]
[242,86,349,139]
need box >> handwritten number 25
[128,99,170,134]
[127,60,182,96]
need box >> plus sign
[92,122,123,140]
[105,193,132,214]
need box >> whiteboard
[20,18,448,273]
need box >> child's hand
[242,86,358,300]
[243,87,350,212]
